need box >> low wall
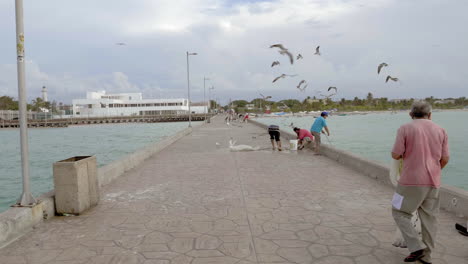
[0,127,192,249]
[250,119,468,218]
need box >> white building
[72,91,207,117]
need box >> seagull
[386,75,399,83]
[279,50,294,64]
[297,54,303,60]
[314,46,321,55]
[115,43,126,46]
[272,74,297,83]
[260,93,272,100]
[270,43,294,64]
[271,61,280,67]
[270,44,286,50]
[328,86,337,93]
[296,80,307,92]
[377,63,388,74]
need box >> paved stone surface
[1,117,467,263]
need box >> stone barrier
[0,126,192,249]
[249,119,468,218]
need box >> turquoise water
[0,122,197,213]
[257,111,468,191]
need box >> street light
[208,86,215,123]
[15,0,36,206]
[203,77,210,123]
[186,51,197,127]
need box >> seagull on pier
[386,75,399,83]
[271,61,280,67]
[314,46,321,55]
[377,63,388,74]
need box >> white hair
[410,101,432,118]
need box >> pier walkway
[1,117,467,264]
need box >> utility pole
[15,0,36,207]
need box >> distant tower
[41,86,48,102]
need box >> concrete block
[53,156,98,215]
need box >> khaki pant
[392,184,440,263]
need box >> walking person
[267,124,282,151]
[310,111,330,155]
[391,101,450,263]
[293,127,314,150]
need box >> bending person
[293,127,314,150]
[267,124,282,151]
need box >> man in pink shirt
[293,127,314,150]
[391,101,449,264]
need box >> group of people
[268,111,330,154]
[266,101,454,263]
[225,109,250,124]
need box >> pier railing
[0,114,214,128]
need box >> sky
[0,0,467,105]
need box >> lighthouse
[41,86,48,102]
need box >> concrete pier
[0,117,467,263]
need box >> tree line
[228,93,468,113]
[0,96,63,113]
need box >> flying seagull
[296,80,307,92]
[115,43,126,46]
[272,74,297,83]
[270,43,294,64]
[279,50,294,64]
[271,61,280,67]
[270,44,286,50]
[386,75,399,83]
[297,54,303,60]
[377,63,388,74]
[259,93,272,100]
[314,46,321,55]
[328,86,337,93]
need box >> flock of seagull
[377,62,399,83]
[268,43,337,99]
[267,43,401,100]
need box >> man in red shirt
[293,127,314,150]
[391,101,449,264]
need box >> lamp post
[208,86,214,123]
[203,77,210,123]
[186,52,197,127]
[15,0,36,207]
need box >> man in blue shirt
[310,112,330,154]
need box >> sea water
[256,111,468,191]
[0,122,197,213]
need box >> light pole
[208,86,214,123]
[203,77,210,123]
[15,0,36,206]
[186,51,197,127]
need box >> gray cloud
[0,0,467,105]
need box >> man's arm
[324,126,330,136]
[440,156,449,169]
[392,152,402,160]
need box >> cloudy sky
[0,0,466,105]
